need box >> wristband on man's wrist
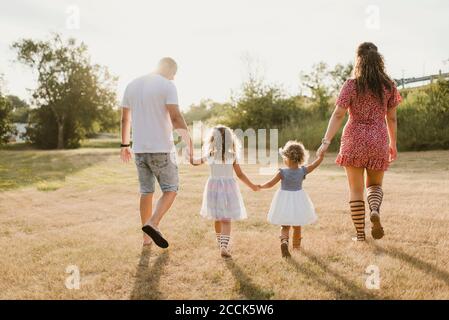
[120,143,131,148]
[321,138,331,145]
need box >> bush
[0,94,17,145]
[397,80,449,150]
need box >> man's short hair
[158,57,177,71]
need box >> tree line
[183,64,449,151]
[1,34,448,151]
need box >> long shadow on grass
[130,247,169,300]
[287,250,387,300]
[371,243,449,286]
[225,260,274,300]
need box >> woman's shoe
[370,210,385,239]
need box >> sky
[0,0,448,109]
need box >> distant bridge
[394,71,449,88]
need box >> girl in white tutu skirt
[259,140,323,258]
[190,125,259,258]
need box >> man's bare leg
[140,193,153,244]
[146,191,177,228]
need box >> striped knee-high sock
[350,200,366,241]
[367,185,383,214]
[220,235,231,249]
[216,233,221,248]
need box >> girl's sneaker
[220,247,232,259]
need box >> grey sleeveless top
[279,166,307,191]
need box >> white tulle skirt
[200,177,247,221]
[267,189,317,226]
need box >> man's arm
[166,104,193,159]
[120,107,132,163]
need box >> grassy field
[0,146,448,299]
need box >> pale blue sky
[0,0,448,109]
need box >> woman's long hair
[204,125,241,163]
[354,42,394,103]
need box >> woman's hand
[388,144,397,162]
[316,143,329,158]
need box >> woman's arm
[386,107,398,162]
[305,153,324,174]
[233,163,259,191]
[259,172,281,189]
[317,106,347,156]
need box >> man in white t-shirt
[120,57,192,248]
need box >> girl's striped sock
[220,235,231,249]
[216,233,221,248]
[350,200,366,241]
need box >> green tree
[12,34,118,149]
[183,99,231,125]
[0,94,16,145]
[329,62,353,93]
[225,78,298,130]
[300,62,353,118]
[300,62,332,118]
[7,95,30,123]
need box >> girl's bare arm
[233,163,259,191]
[305,153,324,174]
[259,172,281,189]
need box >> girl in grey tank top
[259,141,324,258]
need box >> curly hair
[279,141,309,165]
[354,42,394,103]
[204,125,241,163]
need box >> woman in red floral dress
[317,42,402,241]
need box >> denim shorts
[134,153,179,194]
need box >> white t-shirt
[121,73,178,153]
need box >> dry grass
[0,148,448,299]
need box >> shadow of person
[370,243,449,286]
[287,250,385,300]
[130,246,170,300]
[224,259,274,300]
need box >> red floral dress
[335,79,402,171]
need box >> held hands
[251,184,261,192]
[120,147,132,163]
[316,143,329,158]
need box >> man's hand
[121,147,132,163]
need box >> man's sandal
[142,224,169,248]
